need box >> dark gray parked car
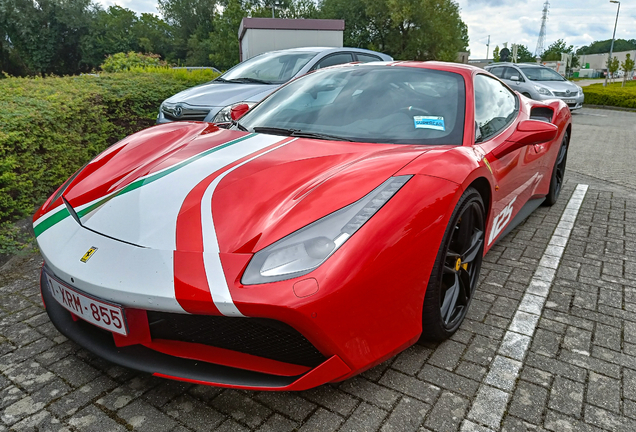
[157,47,393,124]
[485,62,583,110]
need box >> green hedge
[0,68,218,251]
[583,81,636,109]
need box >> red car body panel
[34,61,572,389]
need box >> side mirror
[230,103,250,121]
[491,120,558,159]
[510,75,520,81]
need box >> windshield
[237,66,466,145]
[218,51,318,84]
[519,67,565,82]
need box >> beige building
[238,18,344,61]
[578,49,636,72]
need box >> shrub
[100,52,166,72]
[0,68,219,251]
[583,81,636,109]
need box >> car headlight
[213,102,257,123]
[241,176,412,285]
[534,86,552,96]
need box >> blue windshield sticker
[414,116,445,131]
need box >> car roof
[487,62,544,68]
[265,46,392,58]
[324,60,485,78]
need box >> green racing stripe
[34,133,256,237]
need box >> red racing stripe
[173,137,295,314]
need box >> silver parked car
[485,63,583,110]
[157,47,393,124]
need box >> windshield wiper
[252,127,352,141]
[232,120,248,131]
[225,77,272,84]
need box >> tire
[421,187,485,341]
[522,92,532,99]
[543,132,569,206]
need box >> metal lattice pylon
[534,0,550,57]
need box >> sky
[95,0,636,59]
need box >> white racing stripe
[79,134,286,250]
[201,139,298,317]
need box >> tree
[206,0,246,70]
[0,0,94,75]
[541,39,572,61]
[577,39,636,55]
[492,45,500,62]
[81,6,139,68]
[515,44,535,63]
[621,53,635,86]
[134,13,175,61]
[607,56,619,83]
[157,0,218,60]
[541,39,579,73]
[321,0,468,61]
[320,0,374,48]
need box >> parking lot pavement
[569,108,636,190]
[1,108,636,431]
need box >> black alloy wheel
[421,187,485,340]
[543,132,569,206]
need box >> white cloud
[457,0,636,58]
[94,0,159,15]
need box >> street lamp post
[604,0,620,87]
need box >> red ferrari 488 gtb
[34,61,571,390]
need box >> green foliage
[515,45,535,63]
[0,68,218,231]
[540,39,579,70]
[621,54,635,85]
[319,0,468,61]
[583,81,636,108]
[79,6,178,67]
[622,53,635,73]
[608,56,620,75]
[541,39,574,61]
[492,45,500,62]
[0,0,94,75]
[101,52,166,72]
[2,0,471,77]
[577,39,636,55]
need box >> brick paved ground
[1,108,635,431]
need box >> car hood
[61,123,429,253]
[165,82,280,107]
[531,80,580,92]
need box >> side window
[355,53,382,63]
[503,67,521,81]
[489,67,504,78]
[474,74,518,142]
[314,53,354,70]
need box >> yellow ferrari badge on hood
[80,247,98,263]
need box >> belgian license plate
[45,273,128,335]
[563,99,576,104]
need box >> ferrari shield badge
[80,247,98,263]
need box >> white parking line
[461,184,589,432]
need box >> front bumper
[40,266,351,390]
[534,92,584,110]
